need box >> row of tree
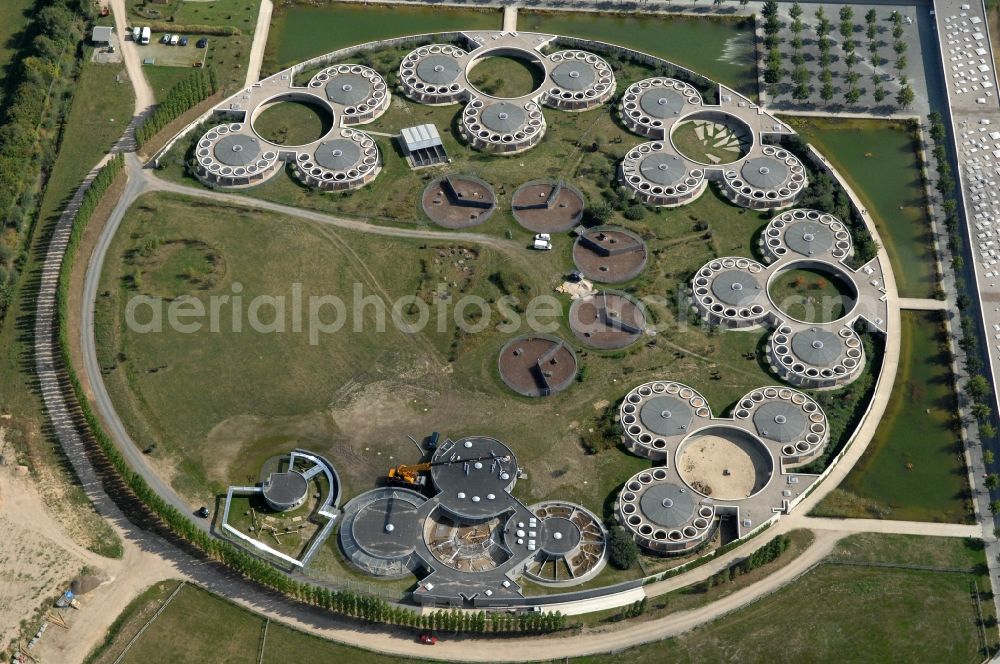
[135,68,218,147]
[0,0,94,323]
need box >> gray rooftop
[213,133,261,167]
[752,401,808,444]
[314,138,361,171]
[539,516,582,556]
[416,55,462,85]
[639,482,696,528]
[92,26,113,43]
[790,327,844,365]
[550,60,596,91]
[325,73,372,106]
[639,87,687,119]
[352,496,422,558]
[400,124,442,152]
[741,156,789,189]
[480,102,526,133]
[262,471,308,506]
[432,437,518,519]
[639,394,694,437]
[784,221,834,257]
[711,269,763,307]
[639,152,687,186]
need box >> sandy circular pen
[620,77,703,138]
[307,64,391,124]
[292,128,381,191]
[732,386,830,465]
[691,256,771,329]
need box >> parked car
[196,37,208,48]
[196,506,210,518]
[418,633,437,645]
[169,34,179,46]
[179,36,188,46]
[161,33,171,44]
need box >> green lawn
[814,311,970,522]
[252,100,333,146]
[768,266,854,323]
[784,116,937,299]
[262,3,502,74]
[468,56,545,98]
[518,11,757,99]
[671,119,748,165]
[143,65,200,103]
[0,0,34,99]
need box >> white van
[132,26,141,42]
[140,26,150,45]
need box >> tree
[793,82,811,101]
[865,8,878,25]
[973,402,993,423]
[839,6,854,22]
[608,526,639,569]
[893,23,905,40]
[985,449,995,465]
[986,473,1000,491]
[762,0,779,19]
[992,499,1000,513]
[789,2,803,19]
[845,86,861,104]
[894,40,908,55]
[873,86,887,103]
[983,423,998,440]
[820,81,835,101]
[896,85,915,108]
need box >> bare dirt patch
[676,431,771,500]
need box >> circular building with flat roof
[293,128,381,191]
[421,174,496,228]
[620,141,706,207]
[691,257,771,328]
[617,468,716,554]
[461,98,545,153]
[620,381,713,460]
[195,123,280,188]
[720,146,806,210]
[572,226,648,283]
[761,209,853,263]
[498,334,578,397]
[620,77,702,138]
[262,470,309,511]
[542,50,616,111]
[431,436,518,520]
[768,323,865,389]
[339,487,427,577]
[519,501,608,586]
[399,44,468,105]
[568,291,647,350]
[307,64,390,124]
[731,386,830,465]
[511,180,585,233]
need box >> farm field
[784,116,938,299]
[813,311,971,522]
[262,3,502,74]
[86,534,991,663]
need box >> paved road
[245,0,273,87]
[898,297,950,311]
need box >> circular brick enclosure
[569,292,647,349]
[572,226,648,283]
[498,335,578,397]
[421,175,497,229]
[511,180,585,233]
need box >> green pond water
[838,311,968,523]
[519,12,757,98]
[788,117,937,299]
[263,4,501,72]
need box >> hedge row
[135,68,218,148]
[0,0,93,322]
[53,160,568,633]
[143,21,240,37]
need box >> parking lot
[131,32,207,68]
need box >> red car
[418,633,437,645]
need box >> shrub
[608,526,639,570]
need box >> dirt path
[108,0,154,112]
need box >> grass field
[262,3,502,74]
[813,311,971,523]
[783,116,938,299]
[518,11,757,99]
[768,267,854,323]
[468,56,545,98]
[252,101,333,146]
[0,0,34,101]
[89,532,992,663]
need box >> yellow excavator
[386,453,510,487]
